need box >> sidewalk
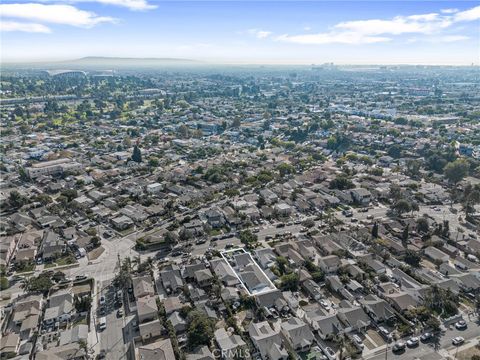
[444,336,480,359]
[88,278,100,358]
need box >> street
[364,317,480,360]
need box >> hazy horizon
[1,56,479,67]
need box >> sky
[1,0,479,64]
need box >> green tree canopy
[444,159,469,184]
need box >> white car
[352,334,364,349]
[98,317,106,331]
[407,337,419,347]
[320,300,330,310]
[324,347,336,360]
[452,337,465,346]
[455,320,467,330]
[99,296,106,305]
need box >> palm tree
[334,334,349,360]
[20,277,32,293]
[78,339,88,358]
[131,255,141,271]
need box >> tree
[276,256,289,275]
[178,124,189,138]
[387,144,402,158]
[52,271,66,283]
[277,163,295,178]
[132,145,142,163]
[239,230,257,245]
[402,224,409,244]
[404,249,421,267]
[78,339,88,357]
[393,199,411,215]
[232,117,241,128]
[61,189,78,202]
[35,194,52,205]
[405,159,421,178]
[8,190,28,209]
[21,273,53,294]
[186,311,215,348]
[280,272,299,291]
[90,236,101,248]
[74,295,92,313]
[334,334,348,360]
[0,276,8,290]
[371,222,379,238]
[148,157,159,168]
[164,231,177,247]
[444,159,469,185]
[424,285,458,317]
[425,316,441,333]
[416,217,429,233]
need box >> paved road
[97,280,129,360]
[365,318,480,360]
[65,233,139,283]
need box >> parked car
[99,296,106,305]
[310,346,328,360]
[452,337,465,346]
[352,334,364,349]
[324,347,336,360]
[420,332,433,342]
[407,337,419,347]
[378,326,391,341]
[392,341,406,352]
[320,300,331,311]
[117,308,124,317]
[98,317,107,331]
[455,320,467,330]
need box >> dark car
[420,332,433,342]
[392,341,406,352]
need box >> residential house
[248,321,288,360]
[424,246,449,263]
[318,255,341,274]
[215,328,247,360]
[135,338,175,360]
[281,317,315,352]
[44,289,74,325]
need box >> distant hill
[61,56,202,68]
[1,56,203,70]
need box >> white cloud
[0,3,116,28]
[0,20,51,33]
[454,5,480,22]
[441,8,459,14]
[247,29,272,39]
[439,35,470,42]
[276,5,479,45]
[41,0,156,11]
[277,32,391,45]
[334,13,452,36]
[88,0,156,11]
[408,35,470,43]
